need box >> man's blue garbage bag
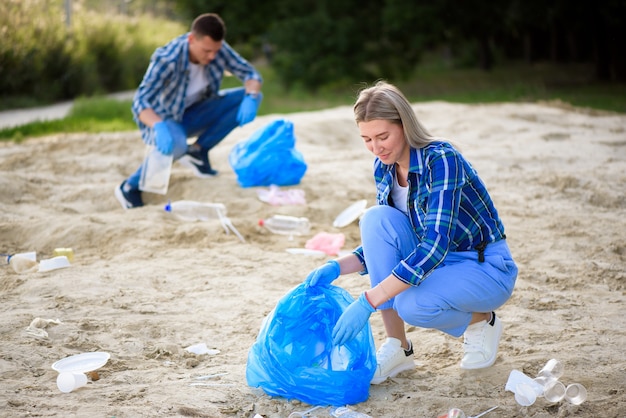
[229,119,307,187]
[246,284,376,406]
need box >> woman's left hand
[332,292,375,346]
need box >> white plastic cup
[532,375,557,396]
[514,383,537,406]
[139,145,173,195]
[543,379,566,403]
[565,383,587,405]
[57,372,88,393]
[538,358,564,379]
[8,254,39,273]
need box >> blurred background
[1,0,625,113]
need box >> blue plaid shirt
[132,33,262,144]
[354,142,507,286]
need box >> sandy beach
[0,101,624,417]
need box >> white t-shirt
[185,62,209,109]
[392,170,409,215]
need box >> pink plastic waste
[305,232,345,255]
[257,185,306,206]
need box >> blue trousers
[360,205,517,337]
[126,87,257,188]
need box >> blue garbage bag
[246,283,376,406]
[229,119,307,187]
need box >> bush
[0,0,185,107]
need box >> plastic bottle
[164,201,246,242]
[258,215,310,237]
[164,200,227,221]
[437,409,466,418]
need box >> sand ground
[0,101,624,417]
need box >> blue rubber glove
[303,260,340,288]
[153,121,174,155]
[236,93,260,126]
[332,292,375,346]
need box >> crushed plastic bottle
[437,409,466,418]
[258,215,310,239]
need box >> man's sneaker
[460,312,503,370]
[115,180,143,209]
[179,147,218,177]
[371,337,415,384]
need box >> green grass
[1,62,624,142]
[396,61,626,112]
[0,97,136,142]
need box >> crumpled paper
[185,343,220,355]
[25,317,63,339]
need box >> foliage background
[1,0,625,109]
[0,0,185,108]
[177,0,626,89]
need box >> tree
[171,0,626,88]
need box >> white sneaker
[460,312,503,370]
[371,337,415,384]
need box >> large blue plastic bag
[246,283,376,406]
[229,119,307,187]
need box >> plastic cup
[514,383,537,406]
[139,145,172,195]
[57,372,88,393]
[8,254,39,273]
[543,380,566,403]
[565,383,587,405]
[532,375,557,396]
[538,358,564,379]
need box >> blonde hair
[353,81,436,149]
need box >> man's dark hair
[191,13,226,41]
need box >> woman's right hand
[303,260,340,288]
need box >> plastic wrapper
[257,185,306,206]
[305,232,346,255]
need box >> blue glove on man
[303,260,340,288]
[153,121,174,155]
[332,292,375,346]
[236,93,260,126]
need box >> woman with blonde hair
[304,81,517,384]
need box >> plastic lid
[52,352,111,373]
[164,200,172,212]
[333,199,367,228]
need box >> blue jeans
[126,87,261,188]
[360,205,517,337]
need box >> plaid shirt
[132,33,262,144]
[354,142,507,286]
